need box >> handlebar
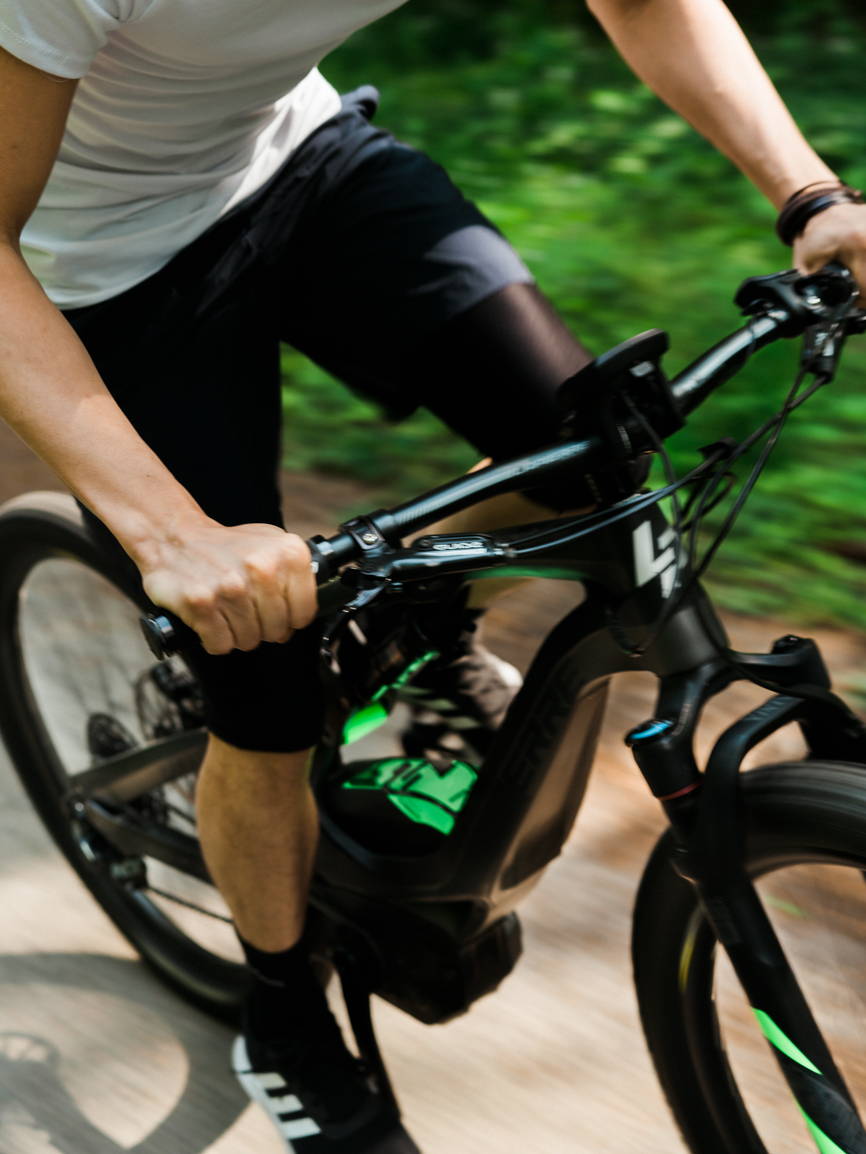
[140,264,863,660]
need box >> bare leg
[196,286,592,946]
[195,495,553,952]
[195,733,317,951]
[194,499,568,950]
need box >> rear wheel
[0,492,245,1019]
[633,760,866,1153]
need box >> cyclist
[0,1,864,1151]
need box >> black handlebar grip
[140,613,177,659]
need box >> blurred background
[2,2,866,1152]
[284,0,866,629]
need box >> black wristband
[776,181,864,246]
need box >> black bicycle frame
[306,491,866,1153]
[118,265,866,1149]
[86,485,866,1150]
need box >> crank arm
[79,798,209,883]
[67,728,205,805]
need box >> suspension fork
[630,661,866,1154]
[694,874,866,1154]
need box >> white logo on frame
[633,522,678,597]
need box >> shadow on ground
[0,953,246,1154]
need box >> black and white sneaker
[397,617,522,760]
[232,1034,421,1153]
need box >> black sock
[239,935,318,988]
[238,934,334,1047]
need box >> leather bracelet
[776,181,864,246]
[789,179,844,200]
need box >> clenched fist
[139,519,317,655]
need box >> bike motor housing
[311,894,523,1026]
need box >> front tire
[633,760,866,1154]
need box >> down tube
[456,592,721,907]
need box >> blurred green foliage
[281,1,866,627]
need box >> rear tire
[633,760,866,1153]
[0,492,245,1020]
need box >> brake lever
[798,264,865,380]
[801,319,847,381]
[319,569,393,675]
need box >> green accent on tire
[802,1110,851,1154]
[753,1009,822,1075]
[342,756,478,835]
[342,703,390,745]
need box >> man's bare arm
[0,48,316,654]
[586,0,866,290]
[0,50,209,556]
[586,0,835,205]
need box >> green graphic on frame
[342,756,477,835]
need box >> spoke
[144,885,233,924]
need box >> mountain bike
[1,265,865,1153]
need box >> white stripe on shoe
[258,1072,290,1091]
[268,1092,304,1112]
[281,1116,322,1140]
[232,1036,322,1150]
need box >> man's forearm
[586,0,836,207]
[0,244,208,565]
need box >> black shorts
[63,87,570,753]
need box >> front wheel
[633,760,866,1154]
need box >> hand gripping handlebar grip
[139,541,354,660]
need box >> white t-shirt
[0,0,408,307]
